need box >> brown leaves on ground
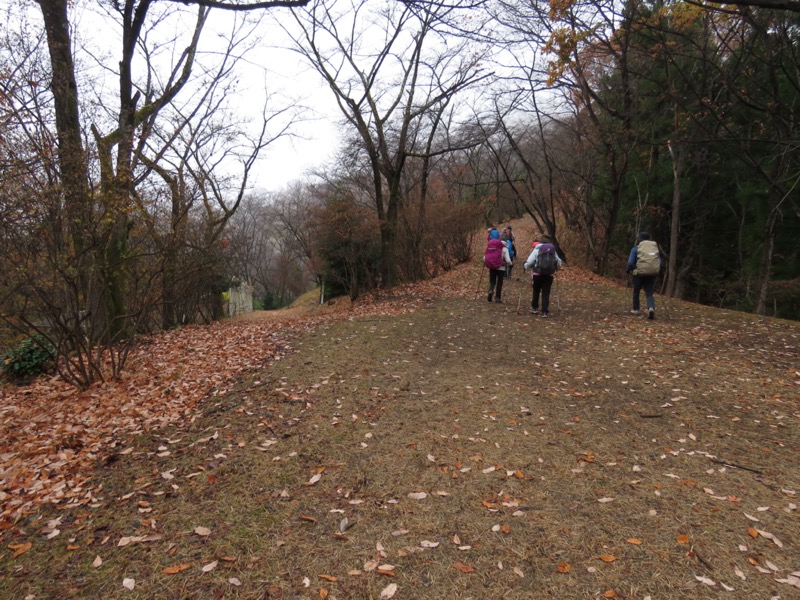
[1,219,798,599]
[0,320,305,522]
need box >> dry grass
[1,219,798,599]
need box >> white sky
[61,1,342,194]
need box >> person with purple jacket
[484,228,512,303]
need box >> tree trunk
[666,141,682,297]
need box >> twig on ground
[691,546,714,570]
[711,458,763,474]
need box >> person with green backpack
[626,231,662,320]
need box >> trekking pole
[474,265,486,300]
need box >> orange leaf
[319,588,328,599]
[514,470,524,479]
[300,516,318,523]
[481,500,495,509]
[676,534,690,544]
[626,538,643,545]
[500,524,511,534]
[556,561,571,573]
[453,562,475,573]
[603,590,617,599]
[162,563,190,574]
[66,545,79,551]
[319,574,337,582]
[377,568,396,576]
[747,528,759,539]
[599,555,617,563]
[8,542,32,558]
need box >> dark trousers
[532,274,554,312]
[488,269,505,300]
[632,275,656,310]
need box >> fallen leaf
[194,526,211,537]
[122,578,135,590]
[307,473,322,486]
[627,538,643,545]
[408,492,427,500]
[229,577,242,586]
[453,562,476,573]
[747,528,759,539]
[8,542,32,558]
[202,560,218,573]
[599,555,617,563]
[380,583,398,599]
[319,574,337,582]
[676,534,690,544]
[364,559,379,572]
[162,563,191,574]
[695,575,716,586]
[93,556,103,568]
[556,562,571,573]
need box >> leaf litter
[1,221,798,598]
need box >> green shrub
[1,334,55,379]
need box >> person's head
[637,231,650,242]
[540,233,552,243]
[500,231,509,241]
[489,229,500,240]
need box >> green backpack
[635,240,660,276]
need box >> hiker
[505,225,518,263]
[484,228,512,303]
[501,229,515,280]
[523,234,562,317]
[626,231,662,320]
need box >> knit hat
[637,231,650,242]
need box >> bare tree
[277,0,492,287]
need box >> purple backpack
[484,239,504,270]
[534,243,558,275]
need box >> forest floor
[1,220,799,600]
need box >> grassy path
[1,269,799,599]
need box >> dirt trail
[1,229,799,599]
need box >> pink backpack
[484,239,504,269]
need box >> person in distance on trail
[523,233,562,318]
[505,225,518,274]
[626,231,662,320]
[501,228,515,280]
[484,228,513,303]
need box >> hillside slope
[1,224,798,599]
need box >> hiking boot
[487,293,492,302]
[495,297,502,303]
[541,311,549,318]
[530,307,539,314]
[648,308,655,320]
[630,309,641,315]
